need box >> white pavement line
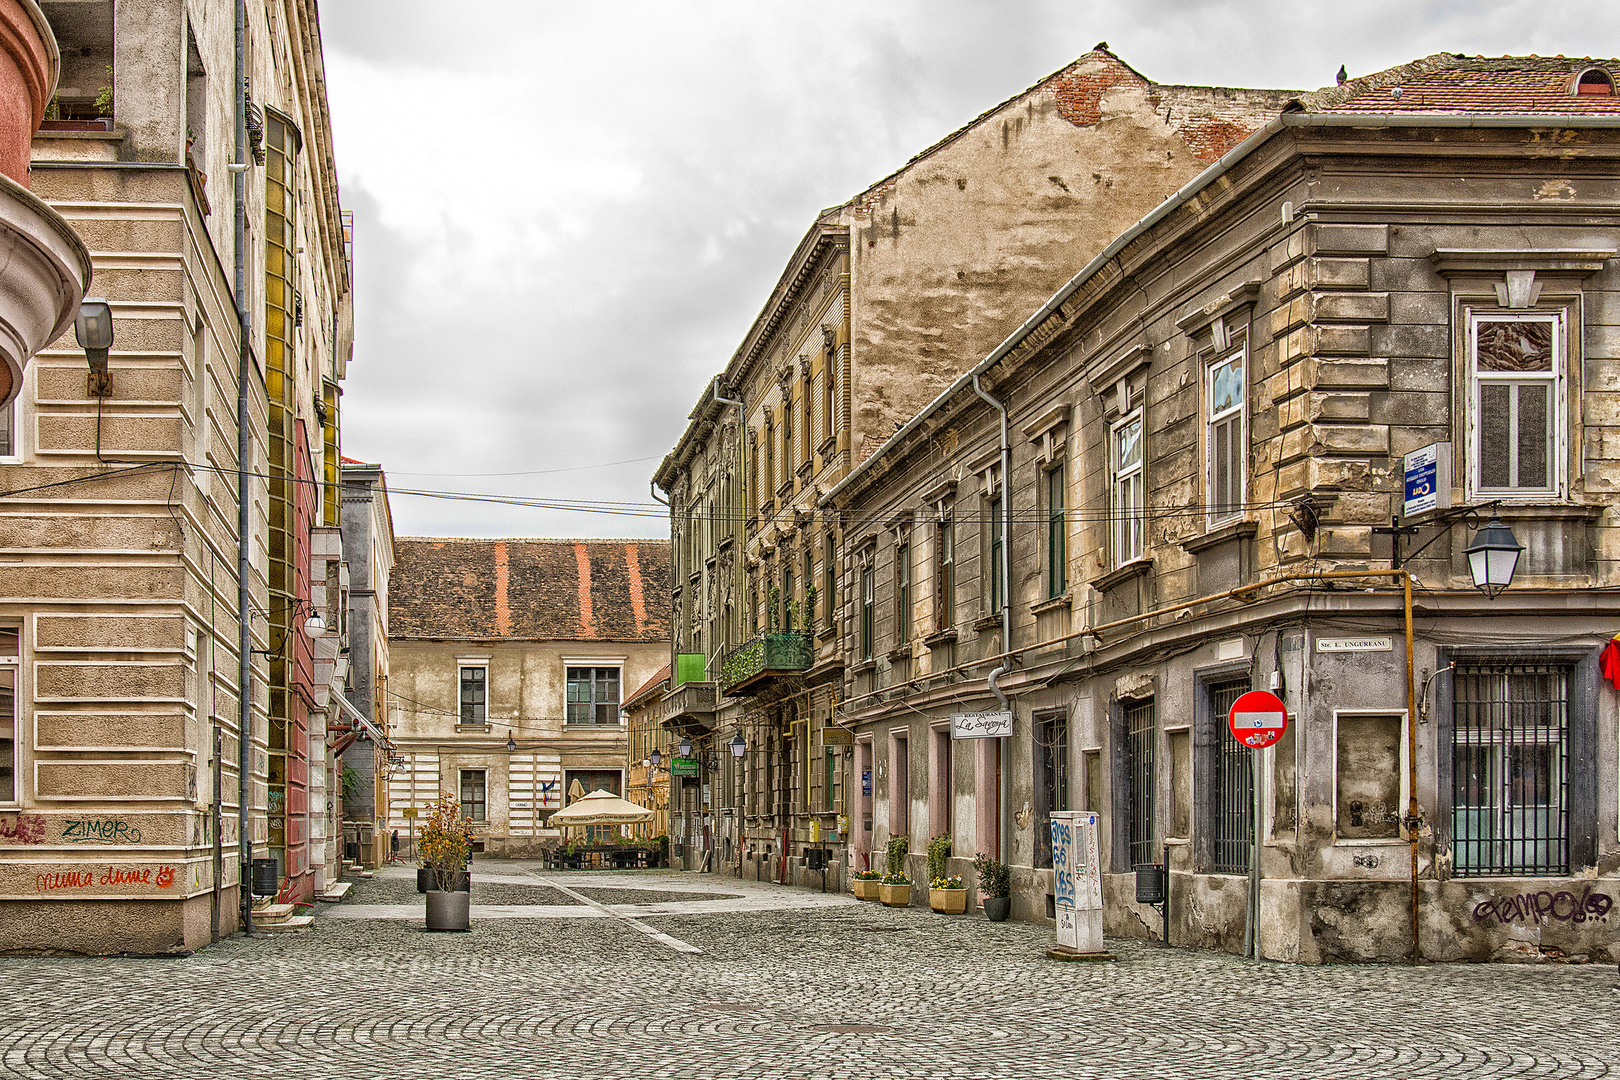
[538,877,703,955]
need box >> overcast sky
[319,1,1618,541]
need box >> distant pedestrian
[390,829,400,862]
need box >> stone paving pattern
[0,863,1615,1079]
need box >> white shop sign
[950,711,1012,739]
[1316,636,1394,653]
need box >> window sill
[924,628,957,648]
[849,659,876,675]
[1094,557,1152,593]
[886,644,911,662]
[1181,518,1257,555]
[454,723,490,734]
[970,614,1001,633]
[1029,592,1071,616]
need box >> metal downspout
[233,0,254,936]
[972,374,1012,863]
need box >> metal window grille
[459,666,485,725]
[1210,681,1252,873]
[1036,713,1069,869]
[1125,699,1156,868]
[1452,662,1570,877]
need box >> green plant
[803,584,818,630]
[768,586,780,630]
[339,763,362,801]
[973,853,1010,898]
[926,834,952,883]
[93,66,113,117]
[885,834,909,878]
[930,874,964,890]
[419,793,472,891]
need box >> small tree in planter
[420,793,473,931]
[879,834,911,907]
[927,835,966,914]
[973,852,1012,922]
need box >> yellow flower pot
[852,878,879,901]
[878,882,911,907]
[930,887,968,914]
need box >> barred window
[1124,699,1156,868]
[1452,663,1570,876]
[1209,681,1252,873]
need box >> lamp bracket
[1375,500,1498,569]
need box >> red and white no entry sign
[1227,690,1289,750]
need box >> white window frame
[1206,345,1245,527]
[565,663,624,726]
[1111,410,1145,565]
[457,663,488,727]
[1466,308,1566,500]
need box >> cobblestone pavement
[1,862,1616,1079]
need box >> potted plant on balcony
[973,852,1011,922]
[851,868,881,901]
[927,835,967,914]
[421,793,474,931]
[877,834,911,907]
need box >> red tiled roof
[624,664,671,709]
[1300,54,1620,115]
[390,538,670,642]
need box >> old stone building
[653,47,1297,886]
[825,53,1620,963]
[385,539,669,856]
[337,458,395,867]
[1,0,352,952]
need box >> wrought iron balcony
[654,680,718,730]
[720,632,812,696]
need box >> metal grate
[1125,700,1156,868]
[1452,663,1570,877]
[1210,681,1252,873]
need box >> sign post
[1228,689,1289,960]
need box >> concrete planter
[930,887,968,915]
[425,889,470,931]
[852,878,879,901]
[878,882,911,907]
[982,895,1011,922]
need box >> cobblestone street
[1,864,1616,1079]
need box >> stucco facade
[826,54,1620,964]
[653,47,1297,888]
[385,539,669,857]
[338,459,394,867]
[0,0,350,953]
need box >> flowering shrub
[419,792,473,892]
[853,869,882,881]
[881,871,911,886]
[929,875,964,890]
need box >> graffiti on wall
[0,813,46,843]
[61,819,143,844]
[34,865,178,893]
[1471,886,1613,926]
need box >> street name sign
[1227,690,1288,750]
[951,711,1013,739]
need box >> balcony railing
[720,632,812,696]
[654,680,718,729]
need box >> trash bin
[250,858,279,897]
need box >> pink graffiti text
[1472,886,1613,926]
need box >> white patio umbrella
[549,788,654,826]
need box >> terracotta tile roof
[624,664,671,710]
[1298,54,1620,115]
[390,538,670,642]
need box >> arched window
[1574,68,1614,96]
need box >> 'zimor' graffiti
[1471,886,1613,926]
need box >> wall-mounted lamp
[678,735,692,758]
[648,748,662,767]
[303,612,328,638]
[75,297,114,397]
[505,733,517,753]
[730,732,747,759]
[1464,516,1523,599]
